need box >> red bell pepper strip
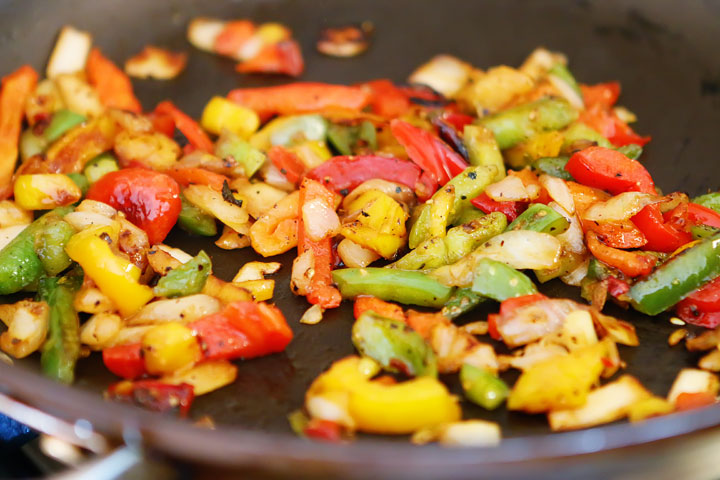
[581,82,621,109]
[236,40,304,77]
[688,202,720,229]
[107,380,194,417]
[675,276,720,328]
[86,48,142,113]
[579,82,650,147]
[214,20,255,57]
[362,79,411,118]
[148,111,176,137]
[227,83,370,118]
[586,231,655,277]
[415,171,438,202]
[398,84,447,105]
[606,276,631,298]
[86,168,182,245]
[305,155,421,194]
[102,343,146,379]
[353,296,406,323]
[676,303,720,329]
[268,145,306,185]
[390,119,468,187]
[0,65,38,200]
[471,192,526,222]
[297,178,342,308]
[631,204,692,253]
[675,392,717,411]
[582,221,648,249]
[303,418,343,442]
[191,301,293,360]
[154,101,214,152]
[441,111,474,131]
[565,146,655,195]
[165,167,230,191]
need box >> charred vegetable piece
[460,363,509,410]
[43,109,86,143]
[0,207,72,295]
[317,24,372,58]
[38,268,83,384]
[506,203,570,235]
[352,311,438,377]
[629,233,720,315]
[178,193,218,236]
[471,258,537,302]
[442,288,484,319]
[107,380,194,417]
[35,216,75,276]
[533,156,573,181]
[332,268,455,308]
[154,250,212,298]
[478,98,578,150]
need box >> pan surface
[2,0,720,477]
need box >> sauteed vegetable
[1,21,719,447]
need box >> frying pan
[1,0,720,478]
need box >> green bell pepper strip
[444,212,508,264]
[357,120,377,151]
[0,207,73,295]
[326,124,355,156]
[693,192,720,214]
[332,268,455,308]
[44,109,86,143]
[533,156,573,181]
[83,153,119,184]
[691,224,719,240]
[628,233,720,315]
[215,130,266,178]
[391,237,448,271]
[471,258,537,302]
[616,144,643,160]
[463,125,505,182]
[67,173,89,196]
[409,165,497,248]
[38,268,83,384]
[178,193,218,236]
[442,288,484,319]
[561,123,612,151]
[352,311,438,378]
[506,203,570,235]
[548,64,583,105]
[154,250,212,298]
[450,206,486,226]
[20,129,48,162]
[478,98,578,150]
[35,217,75,276]
[460,363,509,410]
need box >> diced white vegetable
[582,192,658,222]
[485,175,539,202]
[476,230,562,270]
[46,26,92,78]
[539,175,574,215]
[560,257,589,286]
[80,313,123,350]
[0,200,33,228]
[75,199,117,217]
[548,375,651,431]
[232,261,282,283]
[184,184,251,235]
[0,300,49,359]
[549,202,585,255]
[667,368,720,404]
[556,310,597,350]
[156,244,193,264]
[73,286,115,314]
[519,47,567,81]
[302,198,340,241]
[187,18,226,52]
[0,225,27,250]
[290,250,314,296]
[64,211,117,231]
[548,72,584,109]
[306,392,354,428]
[127,295,221,326]
[337,238,381,268]
[408,54,472,98]
[438,420,501,447]
[300,304,325,325]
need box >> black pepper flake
[222,180,244,208]
[340,188,349,196]
[361,211,370,217]
[395,186,402,193]
[468,171,477,180]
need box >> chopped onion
[124,46,188,80]
[582,192,658,222]
[300,304,325,325]
[127,295,220,326]
[64,211,116,231]
[302,198,340,241]
[337,238,380,268]
[613,106,637,124]
[156,244,193,264]
[186,18,225,52]
[408,54,472,98]
[507,342,568,370]
[548,72,584,109]
[46,26,92,78]
[540,175,574,214]
[290,250,314,296]
[549,202,585,255]
[519,48,567,81]
[485,175,536,202]
[306,393,354,428]
[438,420,501,447]
[560,257,589,286]
[496,298,579,348]
[477,230,562,270]
[76,199,117,217]
[342,180,415,211]
[233,261,281,283]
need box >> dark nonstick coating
[2,0,720,477]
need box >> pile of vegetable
[1,21,720,446]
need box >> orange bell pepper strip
[214,20,255,57]
[154,101,214,152]
[582,220,647,249]
[0,65,38,199]
[586,231,655,278]
[165,166,229,191]
[674,392,716,411]
[297,178,342,309]
[236,40,304,77]
[227,82,370,118]
[353,296,406,323]
[405,310,447,339]
[86,48,142,113]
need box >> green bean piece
[460,363,509,410]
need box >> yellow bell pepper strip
[13,174,82,210]
[65,226,154,317]
[409,165,497,248]
[332,268,455,308]
[0,65,38,199]
[201,96,260,138]
[306,356,460,434]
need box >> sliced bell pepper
[236,40,304,77]
[688,202,720,229]
[191,300,293,360]
[579,102,650,148]
[0,65,38,199]
[154,251,212,298]
[213,20,255,57]
[463,124,505,182]
[674,391,717,411]
[586,231,655,278]
[471,192,525,222]
[107,380,194,417]
[353,296,406,323]
[581,82,621,109]
[631,204,692,253]
[268,145,306,185]
[102,343,147,379]
[629,232,720,315]
[298,178,342,308]
[154,101,214,152]
[86,48,142,113]
[43,110,87,143]
[582,220,647,249]
[390,119,468,187]
[460,363,509,410]
[306,155,421,194]
[506,203,569,235]
[471,258,537,302]
[442,288,484,319]
[565,146,655,195]
[675,275,720,328]
[166,167,229,191]
[228,83,370,119]
[362,79,411,118]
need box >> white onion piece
[187,18,226,52]
[560,257,589,286]
[156,244,193,264]
[46,26,92,78]
[485,175,536,202]
[496,298,579,348]
[302,198,340,241]
[337,238,380,268]
[667,369,720,404]
[127,295,220,326]
[63,211,116,231]
[549,202,585,255]
[438,420,501,447]
[300,304,325,325]
[548,73,584,109]
[582,192,658,222]
[75,199,117,217]
[540,175,575,215]
[477,230,562,270]
[408,54,472,98]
